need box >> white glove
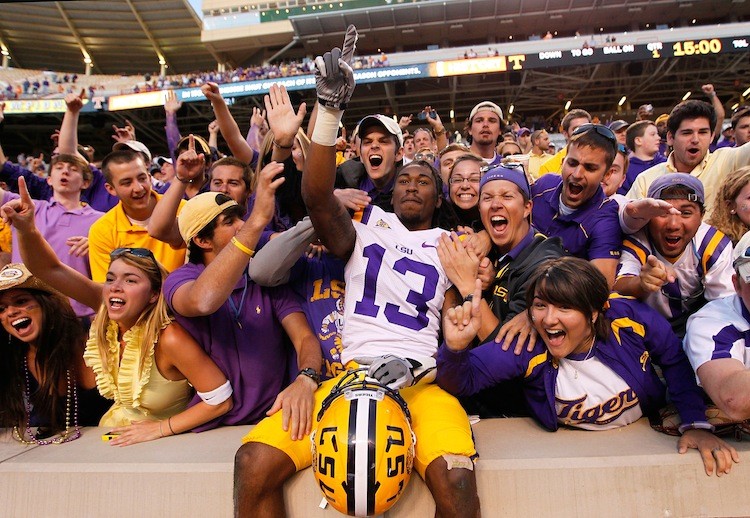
[358,355,437,390]
[314,25,357,110]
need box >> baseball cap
[638,104,654,115]
[154,156,173,167]
[646,173,704,205]
[356,114,404,148]
[517,127,531,137]
[0,263,60,296]
[178,192,238,244]
[176,134,211,156]
[733,230,750,282]
[469,101,503,123]
[655,114,669,125]
[609,120,629,132]
[479,164,530,199]
[113,140,152,162]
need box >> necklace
[226,274,249,329]
[574,339,597,380]
[12,356,81,445]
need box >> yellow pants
[243,370,476,478]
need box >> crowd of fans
[2,26,750,515]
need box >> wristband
[231,236,255,257]
[298,367,321,387]
[175,175,195,184]
[273,139,293,149]
[311,104,344,146]
[434,127,446,136]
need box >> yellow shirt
[528,151,553,180]
[84,320,191,427]
[625,142,750,218]
[537,148,567,177]
[88,192,186,282]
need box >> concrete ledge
[2,418,750,517]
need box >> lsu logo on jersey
[557,388,639,426]
[493,285,509,303]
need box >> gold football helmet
[311,369,416,516]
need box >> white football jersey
[341,205,451,364]
[684,295,750,383]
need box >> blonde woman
[708,165,750,244]
[2,178,232,446]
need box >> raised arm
[201,82,254,163]
[265,83,306,163]
[302,25,359,260]
[170,161,285,317]
[1,177,101,310]
[702,84,724,142]
[147,134,204,247]
[164,90,183,160]
[58,89,86,158]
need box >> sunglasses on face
[571,123,618,153]
[414,152,436,162]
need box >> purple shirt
[4,191,102,317]
[164,263,302,430]
[1,161,118,213]
[620,154,667,195]
[530,174,622,261]
[288,253,347,380]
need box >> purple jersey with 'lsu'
[341,205,451,364]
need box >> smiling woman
[437,257,741,477]
[2,178,233,446]
[0,264,110,444]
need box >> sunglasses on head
[571,123,618,152]
[110,248,159,270]
[733,105,750,116]
[480,162,531,189]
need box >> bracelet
[231,236,255,257]
[272,139,293,149]
[434,127,446,136]
[168,416,176,435]
[175,175,195,184]
[159,420,165,438]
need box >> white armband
[197,379,233,406]
[311,104,344,146]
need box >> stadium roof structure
[0,0,219,75]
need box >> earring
[731,209,736,214]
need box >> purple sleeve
[1,162,53,200]
[622,299,707,426]
[268,282,303,323]
[586,200,623,261]
[165,112,182,163]
[435,338,530,397]
[163,265,197,313]
[82,165,119,213]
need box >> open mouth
[567,182,584,196]
[369,155,383,167]
[490,215,508,232]
[11,317,31,331]
[109,297,125,309]
[457,193,475,201]
[664,236,681,247]
[545,328,566,347]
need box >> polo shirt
[626,142,750,217]
[87,192,186,282]
[537,148,567,177]
[621,154,666,195]
[527,151,553,180]
[3,191,102,317]
[531,174,622,261]
[164,263,302,430]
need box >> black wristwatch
[298,367,321,387]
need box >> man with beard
[528,129,553,180]
[466,101,504,167]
